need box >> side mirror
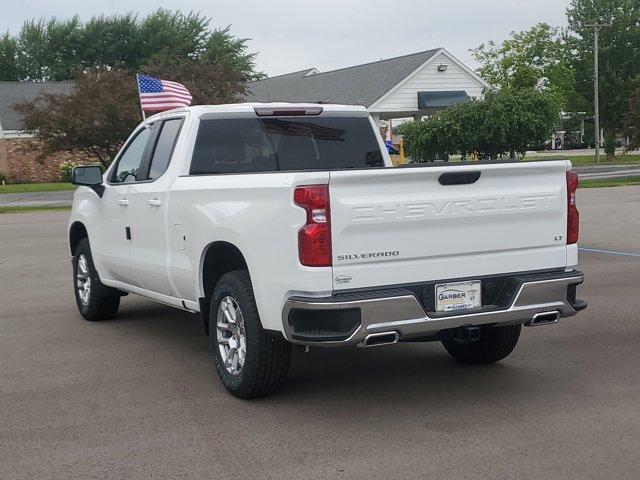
[71,165,105,197]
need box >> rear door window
[190,116,384,174]
[147,118,183,180]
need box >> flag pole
[136,74,146,121]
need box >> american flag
[137,74,192,112]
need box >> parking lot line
[579,247,640,257]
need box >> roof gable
[368,49,488,113]
[245,49,440,107]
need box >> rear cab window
[190,115,384,174]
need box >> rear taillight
[567,171,579,244]
[294,185,332,267]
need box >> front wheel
[73,238,120,321]
[210,270,291,399]
[441,324,521,364]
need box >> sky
[0,0,572,76]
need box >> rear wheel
[441,324,521,364]
[210,270,291,398]
[73,238,120,321]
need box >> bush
[58,161,79,182]
[398,88,561,162]
[5,172,24,184]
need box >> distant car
[67,103,587,398]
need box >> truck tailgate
[329,161,570,290]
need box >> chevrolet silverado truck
[68,103,586,398]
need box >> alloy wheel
[76,254,92,306]
[216,296,247,375]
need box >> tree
[567,0,640,157]
[472,23,575,109]
[398,89,560,162]
[12,17,84,80]
[0,32,20,81]
[203,27,265,82]
[143,55,249,105]
[41,17,83,81]
[10,10,263,166]
[0,10,263,81]
[14,69,140,167]
[15,19,49,81]
[141,26,263,103]
[623,86,640,151]
[79,13,143,71]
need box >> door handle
[439,171,481,185]
[147,198,162,207]
[117,199,129,207]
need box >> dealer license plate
[435,280,482,312]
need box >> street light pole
[593,26,600,163]
[585,22,611,163]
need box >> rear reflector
[294,185,332,267]
[254,106,323,116]
[566,171,579,244]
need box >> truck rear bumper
[282,270,586,347]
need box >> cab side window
[111,127,151,184]
[147,119,183,180]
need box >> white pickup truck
[68,103,586,398]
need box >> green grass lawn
[523,154,640,165]
[446,153,640,165]
[0,205,72,214]
[579,176,640,188]
[0,182,75,194]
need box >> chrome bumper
[282,271,585,347]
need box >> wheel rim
[216,296,247,376]
[76,254,91,307]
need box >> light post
[584,22,611,163]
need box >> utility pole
[584,22,611,163]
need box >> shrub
[58,161,79,182]
[398,88,560,162]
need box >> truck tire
[72,238,120,321]
[210,270,291,399]
[441,324,521,364]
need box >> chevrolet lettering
[351,194,556,223]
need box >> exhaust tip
[360,331,399,348]
[525,311,560,327]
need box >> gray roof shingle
[245,49,440,107]
[0,81,75,131]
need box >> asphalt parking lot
[1,187,639,480]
